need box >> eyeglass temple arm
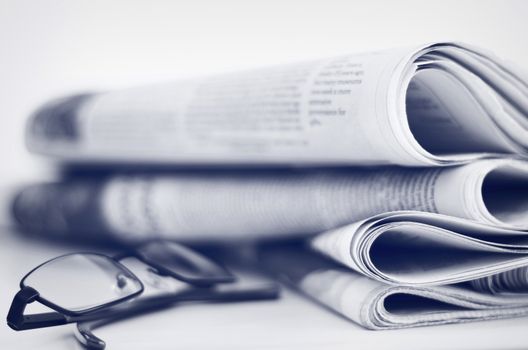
[75,282,281,350]
[7,287,69,331]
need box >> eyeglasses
[7,240,280,349]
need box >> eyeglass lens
[22,253,143,314]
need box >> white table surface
[1,226,528,350]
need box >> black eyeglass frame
[7,241,237,331]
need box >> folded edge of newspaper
[259,243,528,330]
[311,211,528,286]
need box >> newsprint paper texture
[26,42,528,166]
[11,159,528,241]
[259,243,528,330]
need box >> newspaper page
[259,243,528,330]
[11,159,528,241]
[26,43,528,167]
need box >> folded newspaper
[26,42,528,167]
[311,211,528,286]
[259,243,528,329]
[11,159,528,241]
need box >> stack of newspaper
[13,42,528,329]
